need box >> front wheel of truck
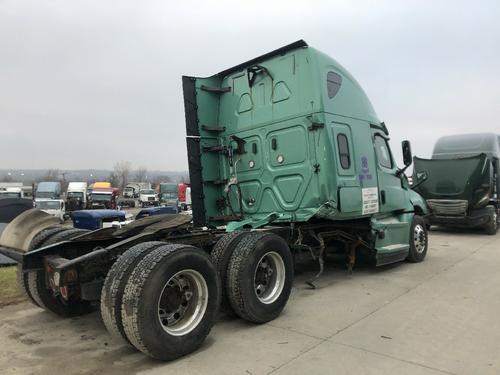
[484,206,498,235]
[406,215,428,263]
[226,232,294,323]
[121,244,220,360]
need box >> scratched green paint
[189,43,427,254]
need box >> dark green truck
[413,133,499,234]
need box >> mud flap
[0,209,60,252]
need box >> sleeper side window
[374,135,393,169]
[337,133,351,169]
[327,71,342,99]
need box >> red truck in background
[89,187,119,209]
[177,183,191,210]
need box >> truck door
[330,122,362,214]
[371,130,406,213]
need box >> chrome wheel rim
[157,269,208,336]
[254,251,285,304]
[414,224,427,253]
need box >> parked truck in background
[34,199,65,222]
[177,183,191,210]
[90,182,111,190]
[122,185,136,199]
[159,182,179,208]
[123,182,151,198]
[139,188,159,207]
[89,187,119,209]
[34,181,61,200]
[0,187,24,199]
[33,182,65,221]
[21,185,33,199]
[0,40,429,362]
[0,183,33,199]
[0,183,24,199]
[66,182,88,211]
[413,133,499,234]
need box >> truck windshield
[162,192,178,199]
[67,192,84,199]
[141,190,156,195]
[36,201,61,209]
[36,192,56,199]
[91,193,112,201]
[0,192,21,199]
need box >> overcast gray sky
[1,0,499,171]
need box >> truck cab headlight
[477,193,491,206]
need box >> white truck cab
[66,182,88,211]
[139,189,159,208]
[35,199,66,223]
[0,187,24,199]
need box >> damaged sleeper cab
[0,40,428,361]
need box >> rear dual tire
[210,231,247,312]
[100,241,166,342]
[22,227,92,317]
[102,242,220,361]
[226,232,294,324]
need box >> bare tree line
[109,161,175,189]
[1,161,187,190]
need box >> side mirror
[402,140,412,166]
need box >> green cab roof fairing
[214,41,380,126]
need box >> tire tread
[100,241,165,342]
[210,231,245,311]
[121,243,183,355]
[227,232,268,322]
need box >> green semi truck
[159,182,179,207]
[0,40,429,361]
[413,133,499,234]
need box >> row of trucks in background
[28,181,192,221]
[120,182,191,209]
[119,182,156,208]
